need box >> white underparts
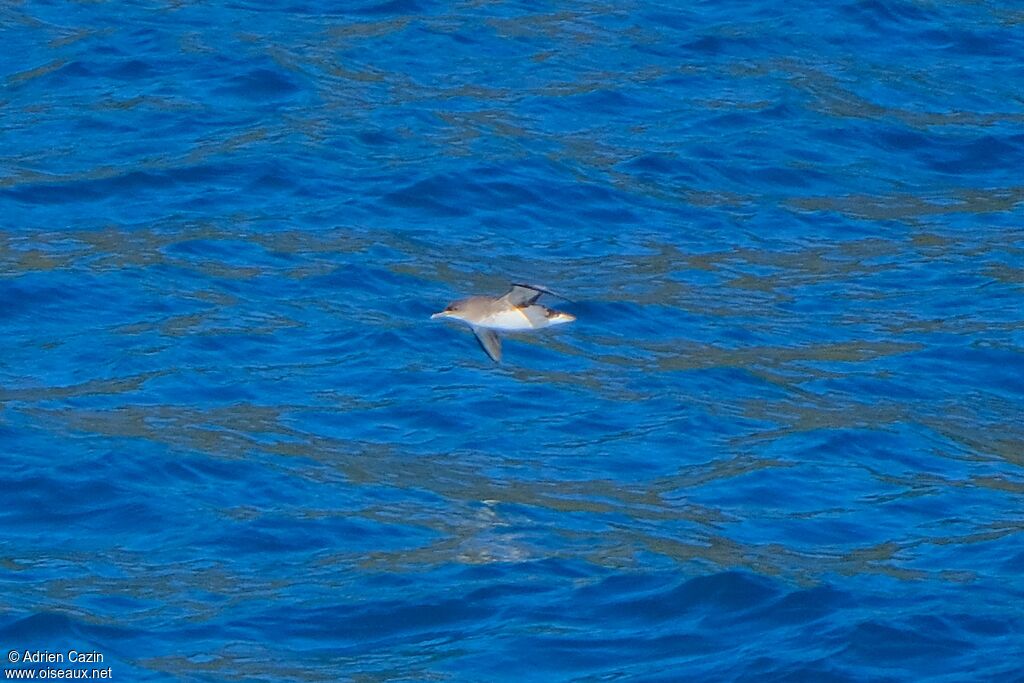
[476,306,575,331]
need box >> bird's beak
[431,311,447,319]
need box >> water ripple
[3,0,1023,680]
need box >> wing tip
[508,282,574,303]
[473,328,503,363]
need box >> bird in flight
[431,283,575,363]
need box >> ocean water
[2,0,1024,680]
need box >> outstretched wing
[501,283,572,307]
[473,328,502,362]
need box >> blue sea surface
[2,1,1024,680]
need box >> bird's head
[431,299,470,322]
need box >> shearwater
[431,283,575,363]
